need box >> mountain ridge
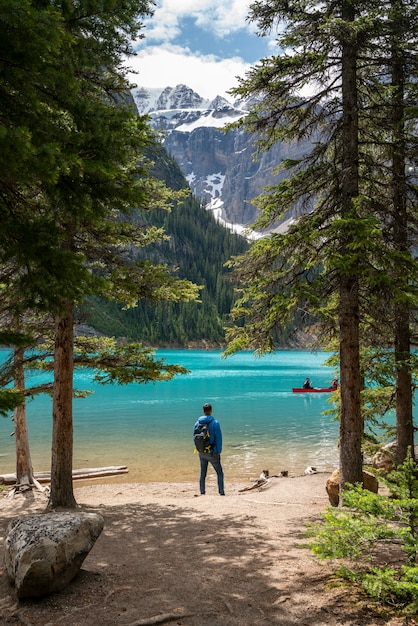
[131,83,312,233]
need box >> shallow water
[0,349,342,483]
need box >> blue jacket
[193,415,222,454]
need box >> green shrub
[308,451,418,615]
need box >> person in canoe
[302,377,313,389]
[331,378,339,390]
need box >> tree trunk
[339,278,363,487]
[48,300,77,509]
[13,345,35,486]
[394,311,414,464]
[338,0,363,489]
[390,0,414,464]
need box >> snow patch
[206,198,263,241]
[176,110,244,132]
[186,172,196,186]
[204,172,225,198]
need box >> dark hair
[203,403,212,412]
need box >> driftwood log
[0,466,128,486]
[238,469,285,493]
[127,613,192,626]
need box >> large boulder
[4,511,104,598]
[372,442,397,474]
[372,442,418,474]
[326,469,379,507]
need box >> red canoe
[292,387,335,393]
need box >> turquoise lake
[0,349,342,483]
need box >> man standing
[193,402,225,496]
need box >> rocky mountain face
[131,84,313,234]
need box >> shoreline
[71,471,333,500]
[0,470,332,498]
[0,442,339,489]
[1,471,332,508]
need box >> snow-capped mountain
[132,84,210,114]
[131,84,246,132]
[132,84,311,233]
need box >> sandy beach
[0,474,412,626]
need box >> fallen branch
[127,612,192,626]
[238,469,285,493]
[238,478,270,492]
[33,477,49,493]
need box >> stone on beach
[4,511,104,598]
[326,469,378,507]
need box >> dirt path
[0,474,413,625]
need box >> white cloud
[125,1,268,99]
[128,45,250,100]
[144,0,253,41]
[193,1,252,37]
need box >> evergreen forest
[78,147,249,346]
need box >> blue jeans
[199,452,225,495]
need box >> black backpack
[194,421,212,453]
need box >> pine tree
[225,0,366,486]
[383,0,418,463]
[0,0,199,508]
[226,0,418,482]
[43,29,198,506]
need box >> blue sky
[127,1,274,100]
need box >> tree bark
[13,345,35,486]
[338,0,364,489]
[48,300,77,509]
[394,311,414,464]
[390,0,415,464]
[339,278,363,487]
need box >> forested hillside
[78,147,249,346]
